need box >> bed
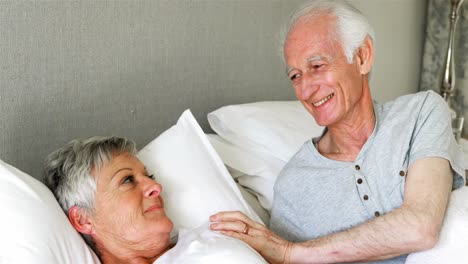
[0,1,467,263]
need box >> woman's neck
[98,243,173,264]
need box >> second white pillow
[208,101,323,162]
[207,134,285,212]
[137,110,261,239]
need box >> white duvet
[406,186,468,263]
[154,223,268,264]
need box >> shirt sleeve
[408,90,465,189]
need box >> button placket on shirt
[354,162,382,218]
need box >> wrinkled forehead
[286,13,338,48]
[284,14,342,62]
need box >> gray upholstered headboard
[0,0,427,180]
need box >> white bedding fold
[154,222,267,264]
[405,186,468,263]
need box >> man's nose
[297,72,319,100]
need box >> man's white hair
[283,0,375,64]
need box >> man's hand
[210,211,293,264]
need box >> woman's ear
[68,206,94,235]
[356,36,374,75]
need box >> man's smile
[312,93,335,107]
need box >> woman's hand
[210,211,292,264]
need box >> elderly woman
[44,136,174,263]
[44,136,267,264]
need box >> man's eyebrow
[307,55,325,63]
[286,67,295,76]
[285,55,327,76]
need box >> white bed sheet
[155,223,267,264]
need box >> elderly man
[210,0,465,263]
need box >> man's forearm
[287,206,437,263]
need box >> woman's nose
[144,179,162,198]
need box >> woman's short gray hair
[283,0,375,64]
[43,136,137,254]
[43,136,137,215]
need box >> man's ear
[356,36,374,75]
[68,206,94,235]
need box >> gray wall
[0,0,427,180]
[351,0,427,102]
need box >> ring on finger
[242,223,249,235]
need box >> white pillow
[234,180,271,226]
[0,159,100,264]
[155,222,267,264]
[458,138,468,170]
[207,134,285,212]
[405,186,468,264]
[207,101,323,162]
[137,109,261,239]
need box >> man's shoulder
[385,90,444,107]
[380,90,448,118]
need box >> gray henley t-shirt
[270,90,465,264]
